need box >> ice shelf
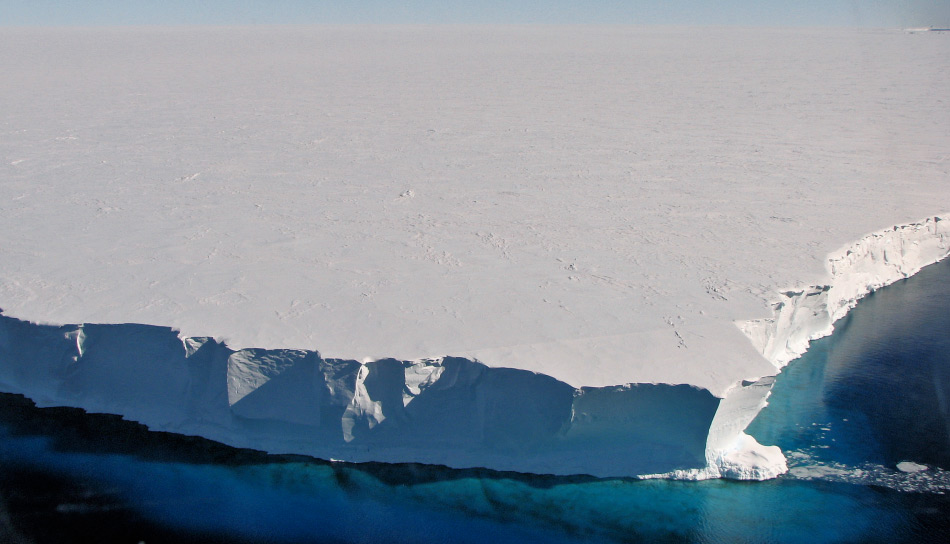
[0,215,946,479]
[1,27,949,479]
[0,317,720,477]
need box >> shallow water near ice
[1,259,949,543]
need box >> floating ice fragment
[896,461,928,473]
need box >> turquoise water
[0,422,931,543]
[1,259,948,543]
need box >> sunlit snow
[0,26,948,479]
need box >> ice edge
[0,215,947,481]
[0,322,719,478]
[711,214,950,481]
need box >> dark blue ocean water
[746,257,950,490]
[1,258,948,543]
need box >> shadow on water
[0,392,599,488]
[0,259,949,543]
[0,392,944,542]
[0,392,921,543]
[0,395,578,544]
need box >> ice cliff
[0,319,717,477]
[0,216,946,480]
[717,215,950,480]
[740,216,949,369]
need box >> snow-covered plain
[0,26,948,479]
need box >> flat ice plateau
[1,26,948,479]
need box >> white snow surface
[0,26,949,479]
[2,26,948,396]
[896,461,929,473]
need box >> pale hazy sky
[1,1,949,27]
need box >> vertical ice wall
[740,216,949,370]
[0,216,945,481]
[0,316,719,478]
[709,215,950,479]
